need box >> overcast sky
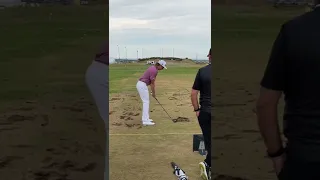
[109,0,211,60]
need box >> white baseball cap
[158,60,167,69]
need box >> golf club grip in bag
[171,162,188,180]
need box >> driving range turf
[109,62,208,179]
[212,5,307,180]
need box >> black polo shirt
[192,64,211,113]
[260,7,320,162]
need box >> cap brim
[162,65,167,69]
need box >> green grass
[109,63,202,93]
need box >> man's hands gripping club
[150,79,156,98]
[151,92,156,98]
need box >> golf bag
[171,162,188,180]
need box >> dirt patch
[0,156,24,169]
[109,78,196,130]
[110,97,121,101]
[119,116,133,121]
[10,144,34,148]
[168,97,178,100]
[0,127,20,132]
[119,112,137,121]
[124,112,139,116]
[7,114,36,122]
[112,123,122,126]
[172,117,190,123]
[17,107,34,111]
[29,161,97,180]
[110,108,142,129]
[59,106,84,112]
[58,100,93,112]
[124,123,141,128]
[0,97,106,179]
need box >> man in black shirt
[191,48,211,180]
[257,2,320,179]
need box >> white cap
[158,60,167,69]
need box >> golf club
[153,97,177,122]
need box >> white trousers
[136,81,150,122]
[85,60,109,180]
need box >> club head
[171,162,178,169]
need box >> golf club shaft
[154,97,172,119]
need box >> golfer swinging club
[136,60,167,126]
[191,48,211,180]
[85,40,109,180]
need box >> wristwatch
[267,147,285,158]
[194,108,200,112]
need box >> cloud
[109,18,150,30]
[109,0,211,60]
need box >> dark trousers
[278,158,320,180]
[197,111,211,167]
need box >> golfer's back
[261,7,320,161]
[139,65,157,86]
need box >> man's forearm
[257,105,283,153]
[150,83,155,94]
[191,94,199,110]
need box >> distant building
[146,60,155,65]
[114,58,137,64]
[194,60,209,64]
